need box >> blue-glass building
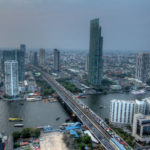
[88,18,103,88]
[2,50,25,81]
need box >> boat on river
[14,124,24,127]
[65,118,70,122]
[9,118,23,122]
[131,89,145,95]
[56,117,60,121]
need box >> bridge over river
[30,65,132,150]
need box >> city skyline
[0,0,150,51]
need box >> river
[0,92,149,135]
[0,100,69,135]
[80,92,150,120]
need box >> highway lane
[31,66,116,150]
[43,72,112,139]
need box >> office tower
[20,44,26,53]
[110,99,146,125]
[4,60,18,96]
[132,113,150,143]
[88,18,103,88]
[143,97,150,115]
[39,48,45,66]
[33,52,38,66]
[2,50,25,81]
[85,54,89,72]
[54,49,60,72]
[136,53,150,82]
[28,50,33,64]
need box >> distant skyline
[0,0,150,51]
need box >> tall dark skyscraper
[54,49,60,72]
[88,18,103,88]
[2,50,25,81]
[39,48,45,66]
[33,52,38,66]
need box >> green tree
[21,128,31,138]
[12,131,21,141]
[29,128,36,137]
[82,134,91,144]
[34,128,41,137]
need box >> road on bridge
[30,65,117,150]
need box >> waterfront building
[54,49,60,72]
[110,85,122,91]
[110,100,136,125]
[2,50,25,81]
[136,53,150,82]
[143,97,150,115]
[132,113,150,143]
[4,60,18,96]
[33,52,38,66]
[88,18,103,88]
[39,48,45,66]
[135,100,146,115]
[110,99,146,125]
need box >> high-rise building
[136,53,150,82]
[20,44,26,53]
[4,60,18,96]
[54,49,60,72]
[33,52,38,66]
[135,100,146,115]
[39,48,45,66]
[2,50,25,81]
[85,54,89,72]
[88,18,103,88]
[110,100,136,125]
[110,99,146,125]
[143,97,150,115]
[132,113,150,143]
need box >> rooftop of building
[111,99,146,104]
[134,113,150,124]
[111,99,135,103]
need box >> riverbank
[0,100,70,135]
[12,122,101,150]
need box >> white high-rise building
[136,53,150,82]
[135,100,146,114]
[4,60,19,96]
[110,99,146,125]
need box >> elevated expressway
[30,65,117,150]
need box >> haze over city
[1,1,150,150]
[0,0,150,51]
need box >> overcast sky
[0,0,150,51]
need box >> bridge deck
[31,66,116,150]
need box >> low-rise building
[110,85,122,91]
[132,113,150,143]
